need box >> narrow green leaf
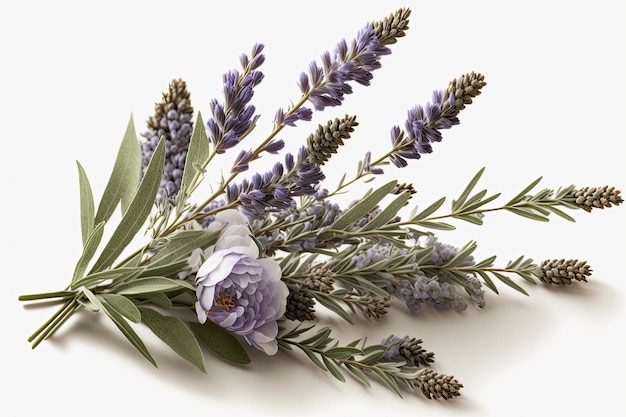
[411,197,446,221]
[452,213,484,225]
[477,270,498,294]
[76,161,95,246]
[116,277,195,295]
[90,137,165,273]
[303,349,327,371]
[459,192,501,213]
[444,241,477,268]
[505,207,549,222]
[329,180,397,232]
[314,294,354,324]
[474,255,497,268]
[492,272,529,296]
[299,327,331,346]
[71,221,105,284]
[505,176,543,206]
[95,115,142,223]
[345,363,371,387]
[451,167,485,212]
[415,221,456,231]
[100,293,141,323]
[372,367,403,398]
[322,356,346,382]
[82,288,156,366]
[135,292,172,308]
[148,229,220,267]
[138,260,189,278]
[545,205,576,222]
[180,112,210,199]
[139,307,206,373]
[72,267,144,289]
[360,191,410,231]
[189,320,251,365]
[324,346,363,360]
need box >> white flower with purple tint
[194,210,288,355]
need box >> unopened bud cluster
[416,370,463,400]
[566,186,623,212]
[535,259,592,285]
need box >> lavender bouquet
[18,7,622,400]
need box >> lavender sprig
[278,324,460,399]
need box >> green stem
[19,291,77,301]
[28,298,79,346]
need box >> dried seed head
[443,72,487,113]
[360,294,391,319]
[284,288,316,321]
[373,7,411,46]
[146,78,193,132]
[417,370,463,400]
[536,259,592,285]
[398,337,435,367]
[566,186,623,212]
[306,115,358,165]
[305,266,335,294]
[392,182,417,197]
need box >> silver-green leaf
[76,161,95,246]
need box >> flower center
[213,292,237,311]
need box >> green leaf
[345,363,371,387]
[100,293,141,323]
[189,320,251,365]
[139,307,206,373]
[415,221,456,231]
[71,221,105,284]
[303,349,327,371]
[372,367,403,398]
[325,180,397,233]
[95,115,142,224]
[411,196,446,221]
[545,205,576,222]
[322,356,346,382]
[148,229,220,267]
[72,266,144,289]
[138,260,189,279]
[505,176,543,206]
[360,191,410,232]
[492,272,529,296]
[82,288,156,367]
[115,277,195,295]
[314,293,354,324]
[76,161,95,246]
[324,346,363,360]
[180,112,210,200]
[505,207,549,222]
[451,167,485,212]
[90,137,165,273]
[135,292,172,308]
[452,213,484,225]
[477,270,498,294]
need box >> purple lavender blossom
[207,44,264,154]
[195,210,289,355]
[227,147,325,219]
[141,79,194,204]
[300,24,390,111]
[389,90,459,168]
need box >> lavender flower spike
[141,78,194,204]
[273,9,410,126]
[207,44,265,154]
[389,72,486,168]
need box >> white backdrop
[3,1,625,416]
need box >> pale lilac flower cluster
[389,90,460,168]
[194,210,289,355]
[419,235,475,266]
[207,44,264,154]
[386,275,468,313]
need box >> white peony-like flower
[194,209,288,355]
